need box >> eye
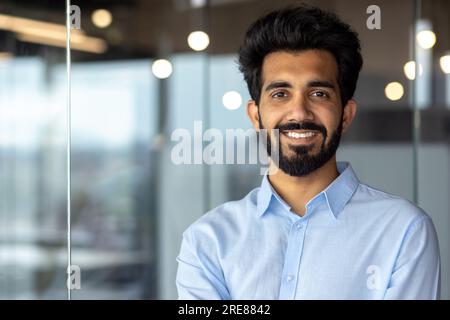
[271,91,288,99]
[311,91,329,99]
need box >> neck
[268,156,339,216]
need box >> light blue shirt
[176,162,440,299]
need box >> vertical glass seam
[412,0,421,204]
[65,0,72,301]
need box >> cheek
[323,109,342,130]
[315,118,338,144]
[259,109,282,129]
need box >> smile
[282,130,318,140]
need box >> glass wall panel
[0,1,67,299]
[415,0,450,300]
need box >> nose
[286,94,314,123]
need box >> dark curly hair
[238,5,363,107]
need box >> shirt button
[287,275,294,282]
[296,223,303,229]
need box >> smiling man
[176,5,440,299]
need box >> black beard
[259,115,343,177]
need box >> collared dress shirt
[176,162,440,299]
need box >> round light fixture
[403,61,423,80]
[416,30,436,49]
[222,91,242,110]
[152,59,173,79]
[439,55,450,74]
[187,31,210,51]
[92,9,113,28]
[385,82,404,101]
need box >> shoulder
[352,182,432,227]
[182,187,259,244]
[344,182,439,261]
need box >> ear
[342,99,357,133]
[246,100,260,131]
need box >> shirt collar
[256,161,360,219]
[256,174,276,218]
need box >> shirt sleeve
[176,227,230,300]
[384,216,441,300]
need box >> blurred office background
[0,0,449,299]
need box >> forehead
[261,50,339,86]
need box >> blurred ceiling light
[403,61,423,80]
[0,13,107,53]
[222,91,242,110]
[91,9,113,28]
[152,59,173,79]
[385,82,404,101]
[17,31,107,54]
[416,30,436,49]
[439,55,450,74]
[187,31,210,51]
[191,0,207,8]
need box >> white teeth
[285,131,316,139]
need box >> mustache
[275,122,327,136]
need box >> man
[176,5,440,299]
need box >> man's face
[248,50,356,177]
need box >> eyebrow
[264,80,336,92]
[264,81,292,92]
[307,80,336,89]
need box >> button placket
[278,219,309,299]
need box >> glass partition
[0,1,67,299]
